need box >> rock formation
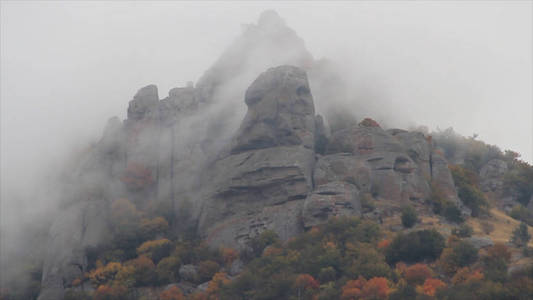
[37,11,469,299]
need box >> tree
[294,274,319,300]
[159,286,185,300]
[401,205,418,228]
[419,278,446,297]
[361,277,390,300]
[404,263,433,285]
[136,239,173,263]
[511,222,531,247]
[385,230,445,264]
[93,285,128,300]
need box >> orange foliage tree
[294,274,319,299]
[341,276,366,300]
[451,267,484,285]
[206,272,231,299]
[418,278,446,297]
[361,277,390,300]
[159,286,185,300]
[404,263,433,285]
[341,276,390,300]
[93,284,128,300]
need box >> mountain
[3,10,532,300]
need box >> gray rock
[229,259,244,276]
[302,181,361,228]
[231,66,316,153]
[179,264,198,282]
[196,281,210,292]
[466,236,494,249]
[326,120,404,155]
[480,159,508,193]
[198,66,317,248]
[127,84,159,121]
[38,202,109,300]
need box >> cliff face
[37,11,465,299]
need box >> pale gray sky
[1,1,532,209]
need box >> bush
[438,239,478,274]
[443,202,464,223]
[198,260,220,282]
[401,205,418,228]
[136,239,173,263]
[385,229,445,265]
[156,256,181,284]
[511,222,531,247]
[450,165,488,217]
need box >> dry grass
[468,208,533,247]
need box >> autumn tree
[418,278,446,297]
[294,274,319,300]
[361,277,390,300]
[136,238,173,263]
[404,263,433,285]
[159,286,185,300]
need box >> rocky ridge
[36,11,474,299]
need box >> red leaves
[294,274,319,291]
[341,276,390,300]
[159,286,185,300]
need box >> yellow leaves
[136,238,172,258]
[89,262,123,286]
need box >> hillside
[1,10,533,300]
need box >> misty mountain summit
[3,9,530,300]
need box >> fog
[0,1,531,291]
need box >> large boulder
[324,120,430,203]
[479,159,508,193]
[302,181,361,228]
[199,66,317,248]
[231,66,316,153]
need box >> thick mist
[1,1,531,293]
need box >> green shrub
[450,165,488,217]
[385,229,445,265]
[401,205,418,228]
[511,222,531,247]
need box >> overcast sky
[1,1,532,205]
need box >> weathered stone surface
[302,181,361,228]
[38,202,109,300]
[313,154,371,192]
[228,259,244,276]
[326,119,404,155]
[204,199,304,249]
[466,236,494,249]
[479,159,508,193]
[179,264,198,282]
[320,123,430,203]
[431,149,462,206]
[127,84,159,121]
[198,66,317,248]
[231,66,316,153]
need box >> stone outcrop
[37,11,473,299]
[480,159,508,193]
[198,66,316,248]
